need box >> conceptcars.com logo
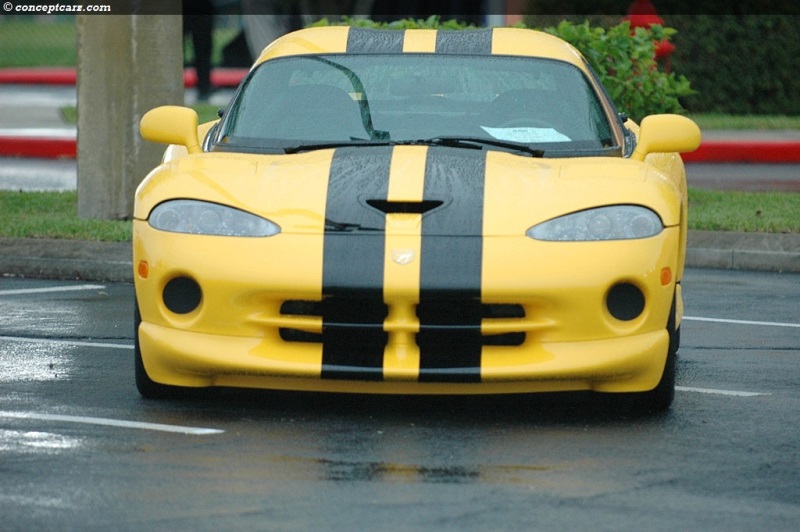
[3,2,112,13]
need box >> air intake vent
[366,199,443,214]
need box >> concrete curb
[685,230,800,273]
[1,231,798,283]
[0,238,132,282]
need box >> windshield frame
[212,52,624,158]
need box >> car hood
[134,146,683,236]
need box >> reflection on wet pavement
[0,341,72,382]
[0,429,83,452]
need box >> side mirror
[140,106,201,154]
[630,114,701,161]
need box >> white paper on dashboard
[481,126,571,143]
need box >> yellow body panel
[255,26,350,63]
[490,28,588,68]
[402,29,438,53]
[382,146,427,380]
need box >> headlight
[527,205,663,241]
[148,200,280,237]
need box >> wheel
[625,292,679,413]
[134,299,184,399]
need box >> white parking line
[0,411,224,435]
[676,386,770,397]
[0,336,133,350]
[684,316,800,328]
[0,284,106,296]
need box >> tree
[76,15,183,220]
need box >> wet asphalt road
[1,268,799,531]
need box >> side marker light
[138,261,149,279]
[661,267,672,286]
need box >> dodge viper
[135,26,700,411]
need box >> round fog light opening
[163,276,202,314]
[607,283,645,321]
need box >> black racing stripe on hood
[417,148,487,383]
[321,147,391,381]
[435,28,493,55]
[346,27,405,54]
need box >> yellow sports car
[135,26,700,411]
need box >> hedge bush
[525,13,800,116]
[312,16,691,121]
[541,20,692,121]
[668,15,800,115]
[311,15,477,30]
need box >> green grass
[688,189,800,233]
[1,189,797,242]
[0,20,77,68]
[0,19,238,68]
[195,104,224,124]
[0,191,131,241]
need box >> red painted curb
[0,67,77,85]
[0,67,248,88]
[0,137,77,159]
[189,68,249,88]
[682,141,800,163]
[3,138,800,162]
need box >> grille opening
[279,300,526,346]
[483,303,526,346]
[483,332,525,346]
[279,300,322,342]
[418,302,526,347]
[280,299,388,343]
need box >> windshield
[216,54,617,156]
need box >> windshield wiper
[284,139,386,154]
[418,136,544,157]
[284,136,545,157]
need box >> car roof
[254,26,589,73]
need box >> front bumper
[133,221,680,394]
[138,321,668,394]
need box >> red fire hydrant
[623,0,675,72]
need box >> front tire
[625,292,679,413]
[134,299,184,399]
